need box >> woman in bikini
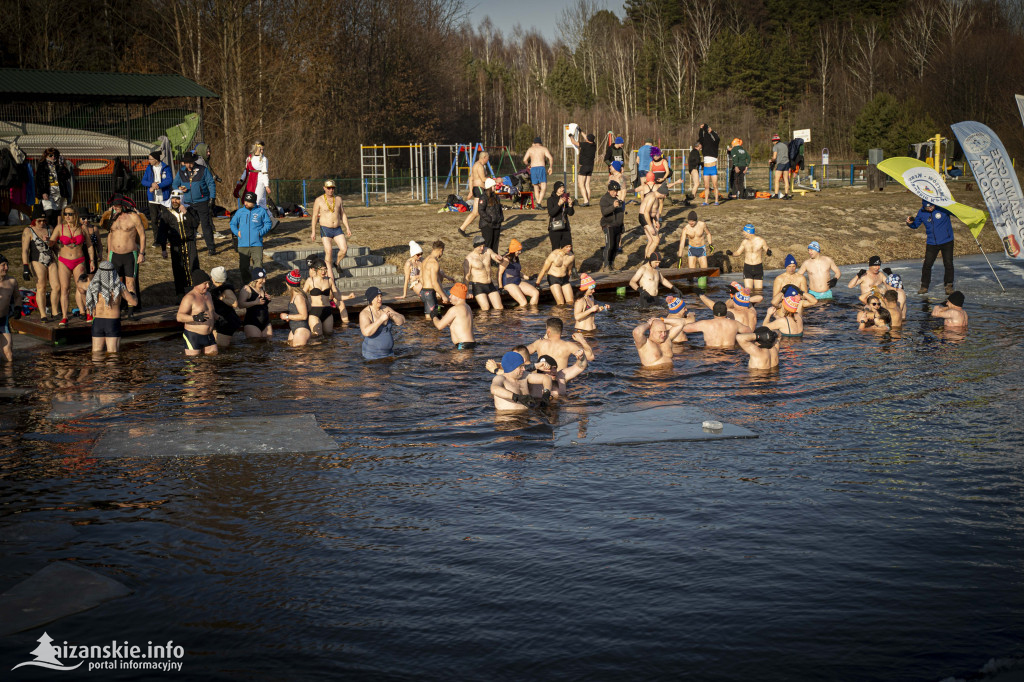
[400,241,424,300]
[762,294,805,338]
[20,218,60,320]
[303,259,353,336]
[280,269,311,347]
[498,238,540,307]
[238,266,273,339]
[48,206,94,327]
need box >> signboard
[792,128,811,143]
[563,123,579,149]
[821,148,829,165]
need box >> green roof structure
[0,69,218,103]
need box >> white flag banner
[1017,95,1024,129]
[951,121,1024,258]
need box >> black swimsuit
[212,283,242,335]
[243,287,270,329]
[287,299,309,331]
[308,280,334,322]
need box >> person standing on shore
[546,181,575,250]
[458,152,489,237]
[770,134,791,199]
[478,179,504,254]
[174,152,218,255]
[230,191,274,284]
[569,131,598,206]
[143,150,173,238]
[105,195,147,319]
[634,138,653,190]
[310,179,352,286]
[158,190,201,295]
[798,241,840,301]
[35,148,72,228]
[599,181,625,272]
[906,200,955,295]
[688,143,703,203]
[524,140,553,209]
[605,136,626,176]
[727,138,749,198]
[20,218,58,321]
[698,123,721,205]
[245,141,270,210]
[728,223,772,291]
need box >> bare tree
[816,23,840,122]
[893,0,939,80]
[850,19,880,102]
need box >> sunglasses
[869,302,880,307]
[63,212,75,216]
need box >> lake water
[1,255,1022,680]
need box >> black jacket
[35,159,72,201]
[599,193,624,230]
[698,129,720,158]
[547,194,574,231]
[479,193,504,231]
[158,204,201,246]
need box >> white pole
[383,144,388,204]
[972,234,1006,291]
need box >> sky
[466,0,623,43]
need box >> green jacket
[729,146,750,168]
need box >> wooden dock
[11,266,719,344]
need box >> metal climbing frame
[360,144,433,206]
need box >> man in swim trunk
[106,195,147,319]
[630,252,679,304]
[770,134,791,199]
[698,123,721,205]
[420,240,452,318]
[728,223,772,291]
[528,335,591,398]
[523,138,553,209]
[798,241,841,300]
[678,210,712,268]
[0,255,22,363]
[771,254,809,306]
[491,351,539,411]
[464,235,506,311]
[931,290,968,329]
[176,269,218,356]
[432,281,475,348]
[848,255,888,304]
[310,180,352,287]
[528,316,593,370]
[458,152,489,236]
[699,282,761,330]
[536,244,576,305]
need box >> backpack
[741,188,756,200]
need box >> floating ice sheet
[90,413,337,458]
[47,393,134,421]
[0,562,132,636]
[554,405,757,447]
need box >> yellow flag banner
[877,157,987,239]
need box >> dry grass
[0,184,1003,306]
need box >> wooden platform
[11,266,719,345]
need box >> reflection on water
[1,273,1023,681]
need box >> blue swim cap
[808,241,821,252]
[784,254,797,267]
[501,351,525,373]
[743,224,755,234]
[886,273,903,289]
[783,284,801,298]
[614,136,624,145]
[612,160,623,172]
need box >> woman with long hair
[303,259,353,336]
[479,180,504,254]
[546,181,574,250]
[34,147,72,227]
[20,218,59,320]
[280,269,311,347]
[238,266,273,339]
[244,140,270,209]
[48,206,94,327]
[498,239,539,307]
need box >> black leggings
[549,229,572,251]
[603,226,622,267]
[922,240,954,287]
[481,225,501,255]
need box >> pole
[972,234,1006,291]
[364,178,370,207]
[424,175,429,205]
[301,179,307,211]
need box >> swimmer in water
[527,338,592,398]
[280,269,312,347]
[881,289,904,328]
[699,281,761,330]
[239,266,273,339]
[464,235,506,311]
[885,272,907,319]
[682,300,752,348]
[931,290,968,329]
[798,241,841,301]
[432,282,475,349]
[491,350,545,411]
[573,273,610,332]
[176,269,218,356]
[420,240,455,319]
[359,286,405,360]
[663,296,696,344]
[727,223,771,291]
[0,255,23,362]
[528,317,593,370]
[485,344,531,376]
[848,255,888,304]
[536,244,576,305]
[84,260,138,355]
[857,295,891,331]
[633,317,685,367]
[630,253,680,303]
[771,254,809,306]
[762,293,806,337]
[736,326,780,369]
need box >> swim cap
[210,266,227,284]
[484,178,496,189]
[508,238,523,253]
[450,282,468,300]
[608,181,621,191]
[614,136,624,144]
[250,266,266,281]
[579,273,595,290]
[784,254,797,268]
[409,240,423,256]
[533,136,542,144]
[782,284,801,298]
[886,273,903,289]
[868,255,882,266]
[782,294,800,313]
[688,211,698,222]
[365,286,382,302]
[611,160,623,172]
[666,296,685,314]
[645,172,656,183]
[191,269,211,286]
[650,146,661,156]
[647,252,662,264]
[743,224,755,234]
[731,138,743,147]
[808,241,821,252]
[286,269,302,286]
[946,291,965,307]
[473,235,486,246]
[732,286,751,307]
[754,326,778,348]
[729,281,742,293]
[501,350,525,373]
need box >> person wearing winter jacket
[229,191,275,283]
[478,179,504,254]
[142,150,173,235]
[173,152,218,255]
[905,199,956,295]
[35,148,73,227]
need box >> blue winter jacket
[230,205,274,247]
[172,165,216,205]
[909,201,954,245]
[142,163,173,203]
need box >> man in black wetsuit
[570,130,598,206]
[599,181,625,272]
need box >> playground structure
[359,143,521,206]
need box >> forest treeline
[2,0,1023,180]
